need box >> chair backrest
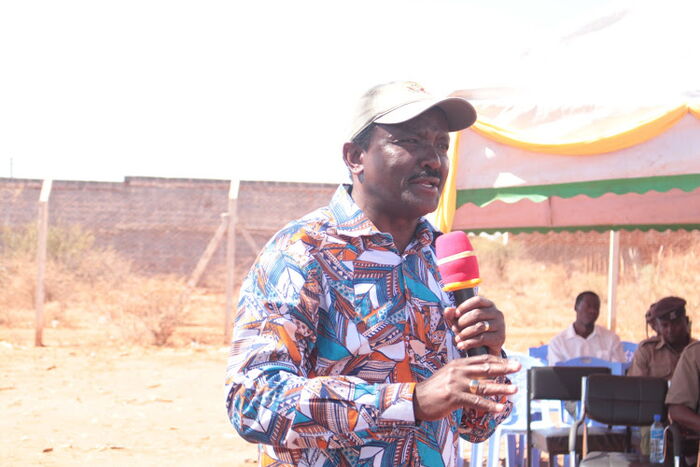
[555,356,626,376]
[583,374,667,426]
[528,344,548,363]
[529,366,612,401]
[526,366,612,467]
[504,353,546,424]
[621,341,638,363]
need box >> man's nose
[420,144,444,169]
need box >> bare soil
[0,327,259,466]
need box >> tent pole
[607,230,620,332]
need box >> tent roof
[435,0,700,233]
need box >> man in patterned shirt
[225,81,519,466]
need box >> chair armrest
[569,417,586,453]
[664,422,683,465]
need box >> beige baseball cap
[347,81,477,142]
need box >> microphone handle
[452,288,489,356]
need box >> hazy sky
[0,0,613,184]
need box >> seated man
[548,291,626,365]
[667,340,700,466]
[629,296,695,380]
[629,297,695,455]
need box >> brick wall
[0,177,337,281]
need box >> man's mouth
[410,175,441,190]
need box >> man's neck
[573,321,595,339]
[668,334,691,353]
[351,192,421,253]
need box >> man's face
[656,316,689,346]
[575,294,600,326]
[355,108,450,222]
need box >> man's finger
[461,359,521,377]
[456,307,500,329]
[443,306,457,329]
[466,381,518,397]
[461,394,508,413]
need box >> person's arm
[442,297,517,442]
[669,404,700,432]
[666,345,700,433]
[226,247,417,450]
[626,346,648,377]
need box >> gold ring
[483,320,491,332]
[468,379,480,394]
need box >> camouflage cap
[649,296,687,321]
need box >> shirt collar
[567,323,598,339]
[329,184,437,249]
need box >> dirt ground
[0,329,259,466]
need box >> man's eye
[397,138,419,145]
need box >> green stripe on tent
[456,174,700,207]
[457,224,700,234]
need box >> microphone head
[435,231,481,292]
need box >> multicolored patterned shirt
[225,185,511,466]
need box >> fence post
[224,180,240,343]
[35,179,52,347]
[187,213,229,289]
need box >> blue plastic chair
[528,344,548,364]
[484,353,555,467]
[621,341,638,364]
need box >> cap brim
[374,97,477,132]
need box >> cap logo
[406,82,427,94]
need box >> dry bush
[109,276,190,346]
[0,224,133,327]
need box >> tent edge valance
[451,224,700,235]
[455,174,700,208]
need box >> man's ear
[342,142,364,179]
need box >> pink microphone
[436,231,487,356]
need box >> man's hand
[443,296,506,355]
[413,354,520,421]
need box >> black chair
[665,422,699,467]
[527,366,627,467]
[569,374,673,466]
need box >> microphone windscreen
[435,231,480,290]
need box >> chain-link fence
[0,177,336,346]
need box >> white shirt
[548,323,626,365]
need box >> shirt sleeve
[225,245,417,451]
[666,346,700,411]
[458,375,513,442]
[626,346,649,377]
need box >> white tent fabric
[438,0,700,233]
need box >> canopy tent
[433,0,700,330]
[435,104,700,233]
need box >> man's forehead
[382,108,449,133]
